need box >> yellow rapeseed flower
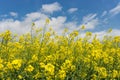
[58,69,66,79]
[18,75,23,79]
[112,70,118,78]
[81,25,86,30]
[97,67,107,78]
[7,62,13,70]
[45,18,50,24]
[86,32,92,36]
[33,72,41,79]
[0,58,3,63]
[39,62,45,68]
[32,55,38,61]
[25,65,34,72]
[45,63,55,75]
[0,64,3,70]
[107,28,112,33]
[11,59,22,70]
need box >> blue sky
[0,0,120,38]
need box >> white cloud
[41,2,62,14]
[0,19,25,34]
[101,11,107,17]
[48,16,66,33]
[0,11,67,34]
[49,16,79,34]
[0,12,49,34]
[82,14,97,23]
[68,8,78,13]
[109,29,120,36]
[0,10,78,35]
[49,16,66,27]
[81,14,99,29]
[83,19,99,29]
[0,12,99,35]
[109,2,120,16]
[10,12,18,17]
[65,21,77,30]
[24,12,48,23]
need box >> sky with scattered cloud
[0,0,120,39]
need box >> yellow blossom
[58,69,66,79]
[45,63,55,75]
[18,75,23,79]
[11,59,22,70]
[32,55,38,61]
[81,25,86,30]
[112,70,118,78]
[0,64,4,70]
[45,18,50,24]
[25,65,34,72]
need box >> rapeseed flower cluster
[0,19,120,79]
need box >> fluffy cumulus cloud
[109,2,120,16]
[0,19,25,34]
[24,12,48,23]
[48,16,78,34]
[0,11,77,34]
[41,2,62,14]
[48,16,66,31]
[10,12,18,17]
[81,13,99,30]
[68,8,78,13]
[0,12,49,34]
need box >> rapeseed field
[0,19,120,80]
